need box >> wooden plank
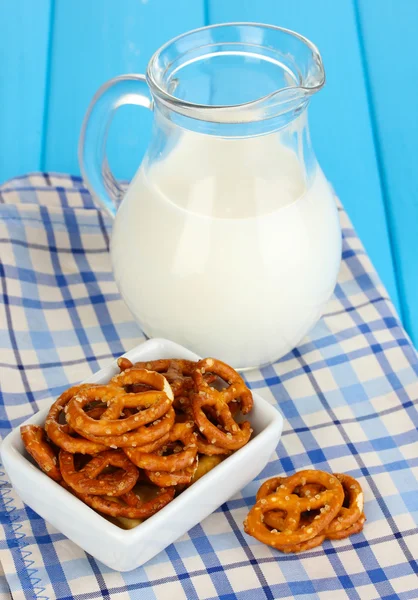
[42,0,205,181]
[0,0,52,183]
[356,0,418,345]
[207,0,401,313]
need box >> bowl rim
[1,338,283,541]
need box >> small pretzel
[192,358,253,451]
[195,433,232,456]
[59,450,138,496]
[73,406,176,448]
[117,357,133,371]
[244,470,344,548]
[193,358,253,414]
[326,513,366,540]
[20,425,61,481]
[62,479,175,519]
[275,534,326,554]
[66,370,173,436]
[125,422,197,472]
[173,389,195,414]
[257,479,327,531]
[255,476,287,530]
[192,394,252,451]
[130,433,170,454]
[128,359,196,396]
[78,487,175,519]
[267,506,327,553]
[295,483,325,498]
[325,474,364,536]
[45,385,108,454]
[146,456,199,487]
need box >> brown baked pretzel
[146,467,196,487]
[192,394,252,451]
[130,432,170,454]
[73,406,176,449]
[173,389,195,414]
[244,470,344,548]
[45,385,108,454]
[124,359,196,396]
[325,473,364,537]
[146,454,199,487]
[193,358,253,413]
[125,422,197,472]
[73,485,175,519]
[248,471,366,552]
[59,449,138,496]
[256,478,327,531]
[21,424,61,481]
[117,357,134,372]
[192,358,253,451]
[276,504,366,551]
[195,433,232,456]
[276,534,326,554]
[326,514,366,540]
[66,370,173,436]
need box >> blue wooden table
[1,0,417,346]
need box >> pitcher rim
[147,22,325,119]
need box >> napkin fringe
[0,464,48,599]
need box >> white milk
[111,132,341,368]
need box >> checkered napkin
[0,173,417,600]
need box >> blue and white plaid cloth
[0,173,417,600]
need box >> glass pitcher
[79,23,341,369]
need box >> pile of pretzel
[21,357,254,524]
[244,470,365,553]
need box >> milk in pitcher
[111,129,341,368]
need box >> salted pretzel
[257,479,325,531]
[125,422,197,472]
[173,389,196,414]
[195,433,232,456]
[75,486,175,519]
[118,358,195,396]
[327,514,366,540]
[244,470,344,548]
[192,394,252,451]
[21,424,61,481]
[129,432,171,454]
[66,370,173,437]
[59,449,138,496]
[193,358,253,412]
[117,357,134,372]
[279,474,365,541]
[146,455,199,487]
[74,406,176,448]
[192,358,253,450]
[279,534,327,554]
[45,385,108,454]
[325,474,365,538]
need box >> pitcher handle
[78,74,153,218]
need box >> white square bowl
[1,338,283,571]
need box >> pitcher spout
[147,22,325,126]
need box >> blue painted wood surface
[356,0,418,344]
[1,0,417,345]
[0,0,52,177]
[43,0,205,180]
